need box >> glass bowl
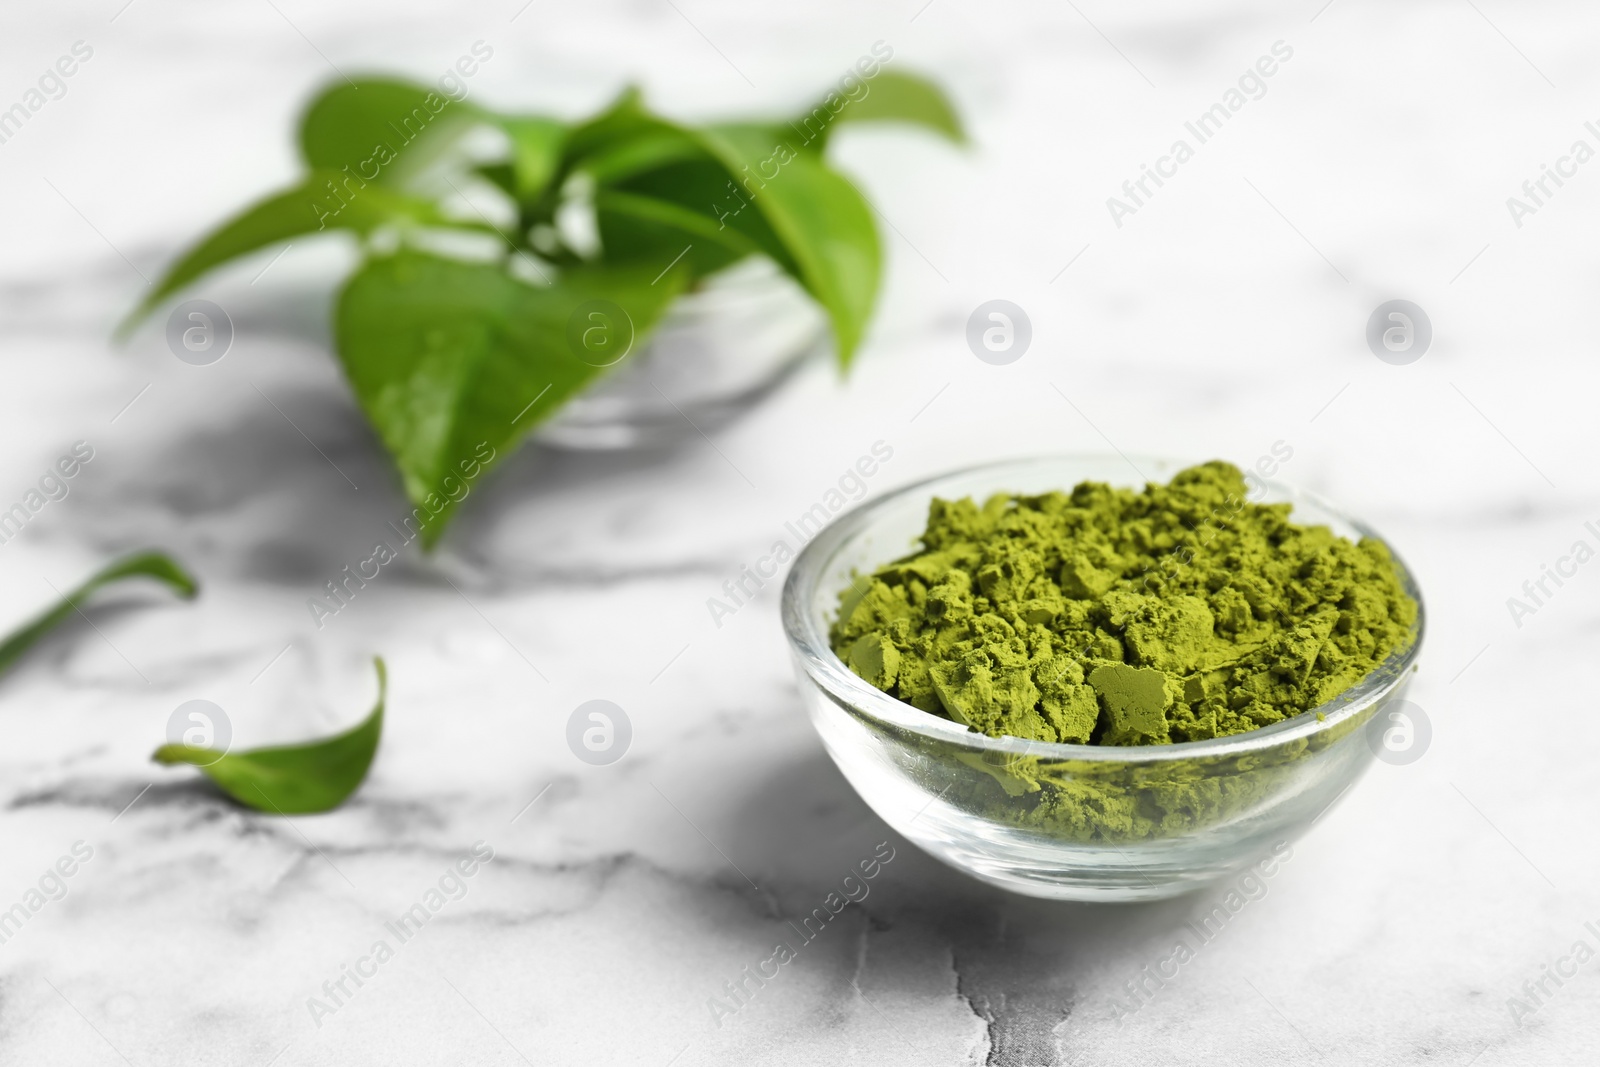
[781,456,1425,901]
[535,258,827,450]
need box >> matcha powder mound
[830,461,1418,747]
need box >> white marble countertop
[1,1,1597,1064]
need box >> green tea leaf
[153,657,386,815]
[119,172,452,337]
[517,92,885,364]
[697,124,880,365]
[611,159,799,275]
[556,86,664,170]
[476,162,518,199]
[796,70,966,150]
[334,251,690,544]
[557,92,778,247]
[494,115,566,202]
[581,130,709,187]
[0,551,197,677]
[300,79,479,186]
[594,187,760,277]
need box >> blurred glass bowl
[781,456,1425,901]
[536,258,828,450]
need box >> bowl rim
[780,453,1426,764]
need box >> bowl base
[928,846,1248,902]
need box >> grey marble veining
[1,1,1596,1064]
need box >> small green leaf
[698,124,880,366]
[475,162,518,199]
[612,159,800,276]
[0,551,197,677]
[300,79,479,185]
[594,187,760,277]
[581,130,709,187]
[796,70,966,150]
[153,657,386,815]
[494,115,566,202]
[334,251,690,544]
[538,91,891,364]
[557,86,663,170]
[555,91,768,239]
[119,172,451,337]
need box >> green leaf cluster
[122,72,962,545]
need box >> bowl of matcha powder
[781,457,1423,900]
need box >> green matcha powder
[831,461,1417,748]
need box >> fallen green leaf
[153,657,386,815]
[0,551,198,677]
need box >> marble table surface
[2,1,1597,1063]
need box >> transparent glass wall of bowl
[536,258,827,450]
[781,456,1425,902]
